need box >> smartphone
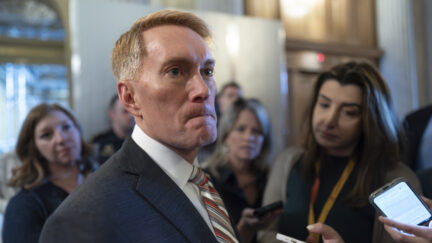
[254,201,283,218]
[369,177,432,226]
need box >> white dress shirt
[131,125,215,235]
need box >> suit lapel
[119,137,217,243]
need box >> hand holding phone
[369,177,432,226]
[254,201,283,218]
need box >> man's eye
[63,123,71,129]
[167,68,181,77]
[202,68,214,77]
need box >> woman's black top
[2,181,69,243]
[208,167,268,224]
[278,155,375,243]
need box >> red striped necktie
[189,166,239,243]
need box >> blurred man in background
[92,94,134,165]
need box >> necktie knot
[189,166,209,187]
[188,165,239,243]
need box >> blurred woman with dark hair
[260,61,420,243]
[2,104,97,243]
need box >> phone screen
[373,181,432,225]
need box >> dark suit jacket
[39,137,225,243]
[403,105,432,170]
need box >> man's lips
[187,113,216,127]
[188,107,216,120]
[190,113,215,119]
[186,104,217,122]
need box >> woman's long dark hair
[302,61,404,207]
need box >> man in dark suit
[403,105,432,170]
[40,10,240,243]
[403,105,432,199]
[91,94,134,165]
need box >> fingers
[305,235,315,243]
[238,208,267,230]
[240,208,259,225]
[383,224,408,242]
[238,207,282,230]
[306,223,345,243]
[379,216,432,241]
[379,216,416,234]
[241,208,256,218]
[421,196,432,210]
[382,224,430,243]
[306,223,335,237]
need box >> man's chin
[191,124,215,144]
[198,132,217,147]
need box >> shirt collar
[131,125,196,189]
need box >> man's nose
[188,72,211,102]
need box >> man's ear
[117,81,140,117]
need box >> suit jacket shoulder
[403,105,432,169]
[40,137,217,243]
[404,105,432,127]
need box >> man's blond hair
[111,10,211,81]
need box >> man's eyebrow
[160,58,215,66]
[204,59,215,66]
[161,57,191,66]
[318,94,361,108]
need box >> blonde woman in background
[203,98,280,243]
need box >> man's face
[123,25,217,160]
